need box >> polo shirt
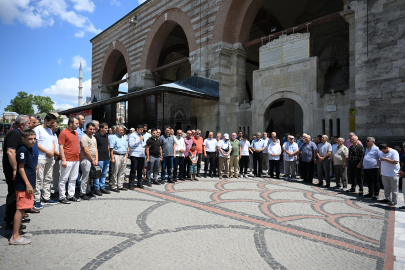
[109,133,128,155]
[192,136,204,154]
[159,134,175,157]
[146,137,161,158]
[268,143,281,160]
[240,140,251,156]
[363,145,381,169]
[299,141,317,162]
[203,138,217,152]
[262,138,269,153]
[128,132,146,158]
[3,129,24,175]
[15,144,36,191]
[174,136,186,157]
[380,149,400,177]
[59,128,79,161]
[333,145,349,166]
[94,132,109,161]
[251,139,266,151]
[217,139,232,158]
[317,142,332,157]
[34,125,54,160]
[184,137,193,157]
[229,139,241,156]
[283,142,299,161]
[79,133,97,160]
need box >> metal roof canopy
[58,76,219,115]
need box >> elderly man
[3,115,32,229]
[160,126,176,183]
[315,135,332,187]
[261,132,270,175]
[34,113,58,209]
[251,132,266,177]
[379,144,400,206]
[173,130,186,181]
[128,125,146,189]
[348,135,364,195]
[203,132,217,178]
[268,136,281,178]
[345,132,363,148]
[91,120,99,133]
[109,125,129,192]
[333,138,349,191]
[217,133,232,178]
[299,134,317,184]
[283,135,299,181]
[363,137,381,199]
[183,130,193,179]
[229,133,242,178]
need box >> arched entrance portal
[266,99,303,137]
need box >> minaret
[78,62,83,107]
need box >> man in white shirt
[34,113,58,209]
[379,143,400,206]
[239,134,251,177]
[203,132,217,177]
[174,130,186,181]
[282,135,299,180]
[217,133,232,178]
[262,132,270,175]
[268,136,282,178]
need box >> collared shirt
[295,138,304,148]
[251,138,266,151]
[333,145,349,166]
[34,125,54,160]
[283,142,299,161]
[143,132,151,142]
[345,139,363,148]
[79,133,97,160]
[203,138,217,152]
[363,145,381,169]
[184,137,193,157]
[240,140,251,156]
[192,136,204,154]
[217,139,232,158]
[380,149,400,177]
[76,126,85,152]
[317,142,332,157]
[59,128,79,161]
[262,138,270,153]
[229,139,241,156]
[348,144,365,162]
[300,141,317,162]
[109,133,128,155]
[159,134,175,157]
[174,136,186,157]
[128,132,146,158]
[332,144,338,155]
[268,142,281,160]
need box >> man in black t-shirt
[145,129,162,185]
[2,115,31,228]
[93,123,111,195]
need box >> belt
[114,153,126,156]
[207,151,216,153]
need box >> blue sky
[0,0,147,113]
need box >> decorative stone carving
[239,100,251,111]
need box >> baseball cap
[224,133,229,139]
[288,135,294,139]
[130,128,135,131]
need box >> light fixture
[129,16,138,25]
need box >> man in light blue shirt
[128,125,146,190]
[362,137,381,199]
[283,135,299,180]
[315,135,332,187]
[250,132,267,177]
[75,115,85,188]
[109,126,128,192]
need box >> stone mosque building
[60,0,405,144]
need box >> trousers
[262,153,269,171]
[252,152,263,176]
[59,161,79,200]
[52,159,60,192]
[317,157,331,185]
[301,160,314,183]
[382,176,398,204]
[4,171,16,224]
[230,155,239,176]
[204,152,216,175]
[110,155,126,189]
[364,168,380,196]
[146,156,160,182]
[348,161,363,191]
[129,156,145,185]
[35,158,55,202]
[94,160,109,190]
[239,156,249,175]
[334,165,348,188]
[173,156,184,179]
[161,156,173,181]
[269,160,280,178]
[80,159,92,195]
[284,160,296,178]
[218,156,230,177]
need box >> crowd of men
[2,114,404,244]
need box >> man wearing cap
[128,125,147,189]
[283,135,299,181]
[217,133,232,178]
[250,132,266,177]
[129,128,135,134]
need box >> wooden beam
[107,78,127,87]
[244,11,343,48]
[151,58,189,73]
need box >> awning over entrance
[58,76,219,115]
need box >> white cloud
[57,59,62,65]
[42,77,92,104]
[0,0,101,36]
[74,30,84,37]
[85,67,91,72]
[54,102,74,110]
[138,0,147,4]
[110,0,120,6]
[71,55,87,69]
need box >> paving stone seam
[253,227,287,270]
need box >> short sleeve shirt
[192,136,204,154]
[109,134,128,155]
[2,129,23,175]
[300,142,318,162]
[349,144,365,162]
[217,139,232,158]
[146,138,161,158]
[203,138,217,152]
[363,145,381,169]
[59,129,80,161]
[94,132,109,161]
[79,134,97,160]
[333,145,349,166]
[380,149,400,177]
[229,139,241,156]
[252,139,266,150]
[240,140,251,156]
[283,142,299,161]
[317,142,332,157]
[183,137,194,157]
[189,150,198,162]
[34,125,54,160]
[159,134,175,157]
[15,145,36,191]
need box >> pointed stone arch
[100,39,131,85]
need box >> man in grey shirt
[315,135,332,187]
[332,137,349,191]
[159,126,176,183]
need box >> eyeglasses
[197,133,201,135]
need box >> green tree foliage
[33,96,54,114]
[5,91,55,115]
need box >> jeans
[146,156,160,182]
[301,160,314,183]
[239,156,249,175]
[269,159,280,178]
[161,156,173,181]
[173,156,184,179]
[252,152,263,176]
[94,160,109,190]
[364,168,379,196]
[129,156,145,185]
[204,152,216,175]
[348,161,363,191]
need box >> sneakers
[388,201,397,206]
[342,187,348,192]
[33,202,43,210]
[285,177,289,180]
[59,198,71,204]
[67,197,81,202]
[339,186,344,191]
[9,237,31,245]
[41,199,58,205]
[292,178,296,181]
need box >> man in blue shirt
[250,132,266,177]
[159,126,176,183]
[109,125,128,192]
[75,115,85,188]
[362,137,381,199]
[315,135,333,187]
[299,134,318,184]
[128,125,147,189]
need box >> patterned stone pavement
[0,156,401,270]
